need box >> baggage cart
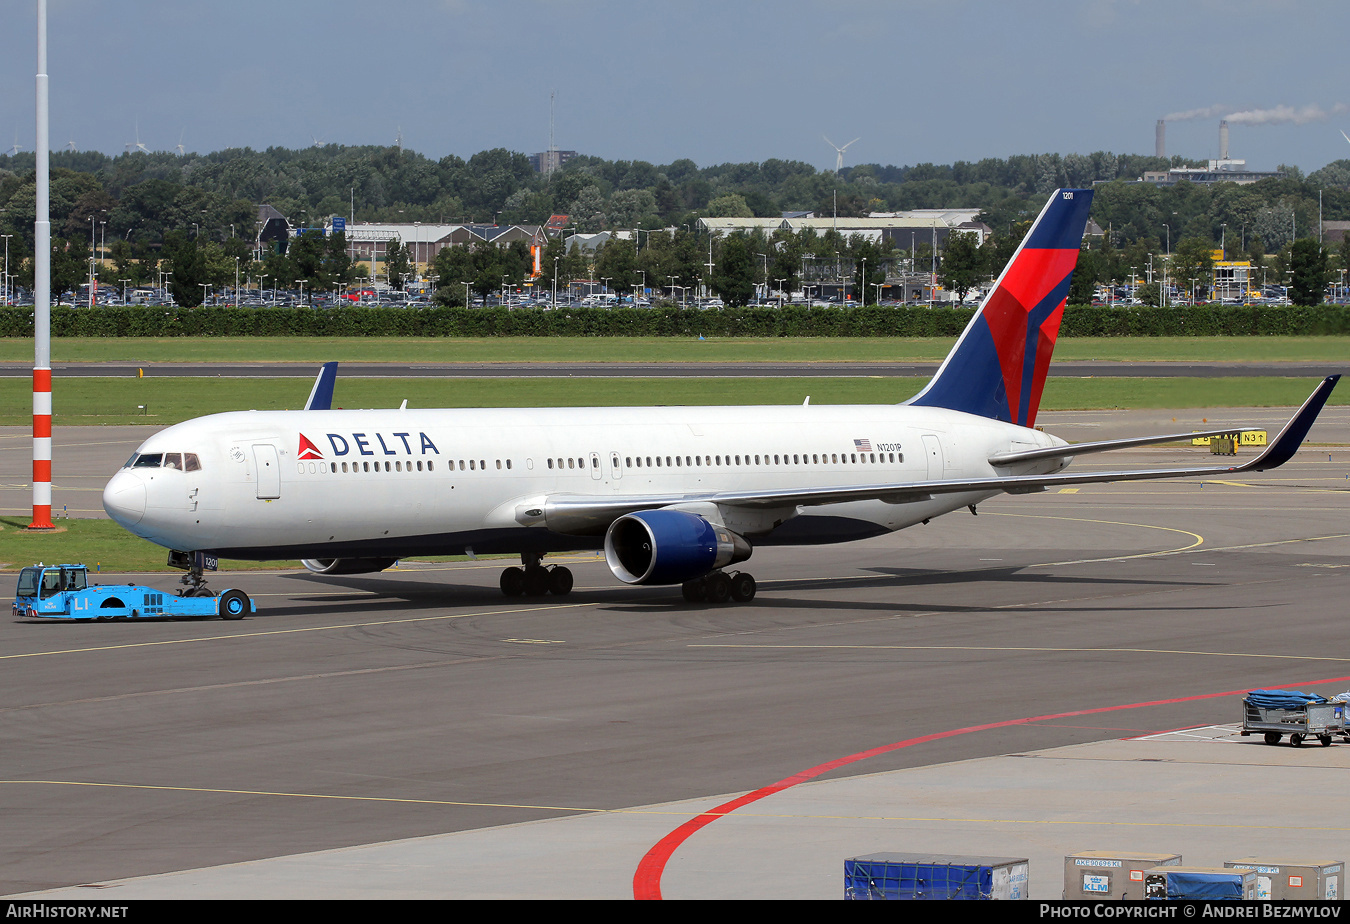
[1240,692,1343,748]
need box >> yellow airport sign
[1191,430,1267,447]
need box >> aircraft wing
[531,375,1338,535]
[986,426,1267,466]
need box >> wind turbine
[1341,129,1350,147]
[175,130,186,156]
[10,132,22,156]
[66,138,76,152]
[823,135,860,173]
[125,121,149,154]
[310,135,326,149]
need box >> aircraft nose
[103,472,146,526]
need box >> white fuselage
[102,403,1068,561]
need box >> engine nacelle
[301,558,398,575]
[604,509,751,585]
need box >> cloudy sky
[4,0,1348,174]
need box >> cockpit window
[125,451,201,471]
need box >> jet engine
[604,509,751,585]
[300,558,398,575]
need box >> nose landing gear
[500,553,573,597]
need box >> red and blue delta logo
[298,434,324,460]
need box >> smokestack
[1156,119,1165,158]
[1219,120,1229,159]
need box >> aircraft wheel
[523,567,551,597]
[705,572,732,604]
[500,567,525,597]
[730,572,756,603]
[681,578,707,603]
[218,590,249,620]
[548,566,573,596]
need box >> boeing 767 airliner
[102,188,1339,604]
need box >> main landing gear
[500,553,573,597]
[681,570,756,604]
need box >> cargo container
[1224,858,1343,901]
[1063,851,1182,900]
[844,853,1028,900]
[1144,866,1257,900]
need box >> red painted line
[633,674,1350,900]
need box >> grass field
[0,516,302,574]
[0,375,1343,427]
[2,335,1350,364]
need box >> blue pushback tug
[13,563,254,621]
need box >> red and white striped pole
[29,0,53,531]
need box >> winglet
[304,362,338,411]
[1247,374,1340,471]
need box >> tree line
[3,143,1350,306]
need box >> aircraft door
[253,444,281,499]
[589,452,603,481]
[922,434,944,481]
[610,452,623,479]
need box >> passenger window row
[622,451,902,468]
[325,459,436,473]
[300,451,906,476]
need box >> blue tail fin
[305,362,338,411]
[907,188,1094,427]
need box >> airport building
[697,210,992,249]
[1137,159,1285,186]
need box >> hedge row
[2,304,1349,338]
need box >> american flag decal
[853,438,872,452]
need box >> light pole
[88,216,96,308]
[1,234,10,306]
